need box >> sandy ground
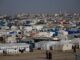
[0,49,80,60]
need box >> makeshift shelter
[60,40,73,51]
[35,41,60,50]
[6,36,17,43]
[62,44,72,51]
[0,43,30,55]
[24,30,31,36]
[11,26,18,31]
[71,38,80,48]
[5,49,20,55]
[0,49,3,54]
[58,30,68,40]
[33,25,44,30]
[24,26,33,32]
[33,32,54,37]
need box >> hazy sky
[0,0,80,15]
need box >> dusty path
[0,50,80,60]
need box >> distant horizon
[0,9,80,16]
[0,0,80,15]
[0,10,80,16]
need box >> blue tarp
[66,29,80,34]
[9,31,17,35]
[48,28,59,36]
[7,23,13,28]
[0,21,5,26]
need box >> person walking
[46,50,49,59]
[48,51,52,60]
[72,44,76,53]
[46,50,52,60]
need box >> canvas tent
[35,41,60,50]
[60,40,73,51]
[0,43,30,55]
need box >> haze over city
[0,0,80,15]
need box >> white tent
[35,41,60,50]
[60,40,73,51]
[5,49,20,55]
[35,40,73,51]
[0,43,30,55]
[58,30,68,40]
[45,41,60,50]
[0,50,3,54]
[33,25,44,31]
[34,32,54,37]
[19,26,23,30]
[11,26,18,31]
[6,36,17,43]
[62,44,72,51]
[4,26,9,30]
[71,38,80,48]
[24,26,33,32]
[24,30,31,36]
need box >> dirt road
[0,50,79,60]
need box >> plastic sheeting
[35,40,73,51]
[0,43,30,54]
[33,25,44,30]
[24,26,33,32]
[5,49,20,55]
[6,36,17,43]
[58,30,68,40]
[60,40,73,51]
[34,32,54,37]
[62,44,72,51]
[35,41,60,50]
[0,50,3,54]
[11,26,18,31]
[72,38,80,48]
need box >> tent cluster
[0,43,29,55]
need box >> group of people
[72,44,79,53]
[45,44,79,60]
[46,50,52,60]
